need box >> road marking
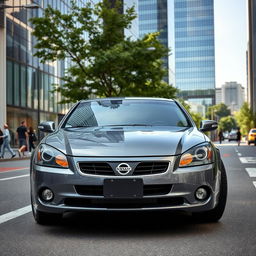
[245,168,256,178]
[0,205,32,225]
[223,153,230,157]
[0,167,29,173]
[238,153,242,157]
[253,182,256,189]
[0,174,29,181]
[240,157,256,164]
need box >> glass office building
[248,0,256,113]
[1,0,91,143]
[174,0,216,106]
[138,0,169,83]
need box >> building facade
[248,0,256,113]
[216,82,245,112]
[137,0,169,83]
[0,0,92,143]
[174,0,216,107]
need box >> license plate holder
[104,179,143,199]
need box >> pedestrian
[237,127,242,146]
[218,129,224,144]
[28,127,37,152]
[0,128,3,158]
[0,124,16,159]
[16,120,28,157]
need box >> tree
[206,103,231,120]
[234,102,256,135]
[178,99,203,127]
[31,0,177,103]
[218,116,236,132]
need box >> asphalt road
[0,141,256,256]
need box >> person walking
[237,128,242,146]
[0,124,16,159]
[16,121,28,157]
[0,128,3,158]
[28,127,37,152]
[218,129,224,144]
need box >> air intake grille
[133,162,169,175]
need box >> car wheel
[31,195,62,225]
[248,142,250,145]
[193,161,227,222]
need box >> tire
[248,142,250,145]
[31,195,62,225]
[193,161,227,222]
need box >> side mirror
[38,121,55,133]
[199,120,218,132]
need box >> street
[0,142,256,256]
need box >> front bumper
[30,156,221,213]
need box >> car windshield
[63,100,191,128]
[251,129,256,133]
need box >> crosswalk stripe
[245,168,256,177]
[253,182,256,189]
[0,205,32,225]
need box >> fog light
[41,189,54,201]
[195,187,208,200]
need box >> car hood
[45,126,207,157]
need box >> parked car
[228,131,237,141]
[247,128,256,145]
[30,98,227,224]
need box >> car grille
[75,184,172,197]
[64,197,184,209]
[79,162,114,176]
[78,162,169,176]
[133,162,169,175]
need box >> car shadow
[44,211,223,238]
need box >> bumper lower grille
[75,184,172,197]
[64,197,184,209]
[78,162,169,176]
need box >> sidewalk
[0,148,31,161]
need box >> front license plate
[104,179,143,199]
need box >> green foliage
[206,103,231,120]
[178,99,203,127]
[234,102,256,135]
[218,116,237,132]
[31,0,177,103]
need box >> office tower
[137,0,169,83]
[174,0,216,107]
[248,0,256,112]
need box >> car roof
[80,97,174,103]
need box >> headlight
[35,144,69,168]
[179,143,213,167]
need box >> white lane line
[237,153,242,157]
[253,182,256,189]
[0,168,29,174]
[0,174,29,181]
[0,205,32,225]
[245,168,256,178]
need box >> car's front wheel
[193,161,227,222]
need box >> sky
[214,0,248,89]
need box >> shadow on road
[44,211,223,238]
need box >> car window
[250,129,256,133]
[63,100,191,128]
